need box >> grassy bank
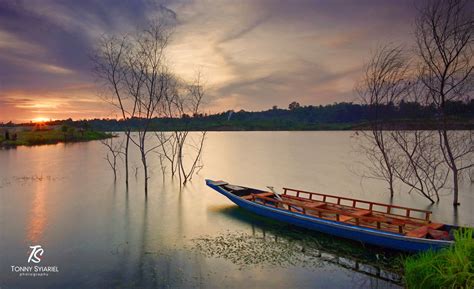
[0,126,113,147]
[403,228,474,289]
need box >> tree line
[12,99,472,132]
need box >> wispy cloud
[0,0,417,121]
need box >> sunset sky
[0,0,417,122]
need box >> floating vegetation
[0,178,11,188]
[192,229,402,285]
[0,175,64,188]
[14,175,64,185]
[191,209,404,284]
[212,206,403,268]
[192,231,323,268]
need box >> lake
[1,131,472,289]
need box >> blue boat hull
[206,180,453,252]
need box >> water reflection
[195,206,403,287]
[27,180,47,243]
[2,132,472,289]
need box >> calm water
[1,132,472,289]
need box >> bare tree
[155,131,179,176]
[155,72,207,185]
[176,73,207,185]
[93,36,136,188]
[155,76,181,177]
[387,80,449,203]
[101,136,124,181]
[356,45,410,197]
[390,130,449,203]
[415,0,474,205]
[94,21,172,195]
[127,23,172,195]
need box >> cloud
[212,58,362,109]
[0,0,419,121]
[164,0,416,112]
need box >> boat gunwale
[283,187,432,221]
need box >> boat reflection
[198,206,403,287]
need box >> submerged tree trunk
[388,176,394,199]
[453,170,459,206]
[141,147,148,196]
[442,129,460,206]
[124,130,131,187]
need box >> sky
[0,0,418,122]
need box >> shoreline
[0,127,113,148]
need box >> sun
[31,117,50,123]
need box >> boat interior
[213,181,456,241]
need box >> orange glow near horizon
[31,117,51,123]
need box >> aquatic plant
[403,228,474,289]
[192,231,324,268]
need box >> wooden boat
[206,179,458,252]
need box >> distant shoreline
[105,119,474,132]
[1,101,472,133]
[1,116,472,144]
[1,119,473,137]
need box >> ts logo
[28,245,44,264]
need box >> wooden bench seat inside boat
[305,202,327,209]
[242,192,274,200]
[281,196,327,211]
[339,210,371,222]
[405,223,444,238]
[280,195,326,208]
[282,194,311,202]
[428,228,449,240]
